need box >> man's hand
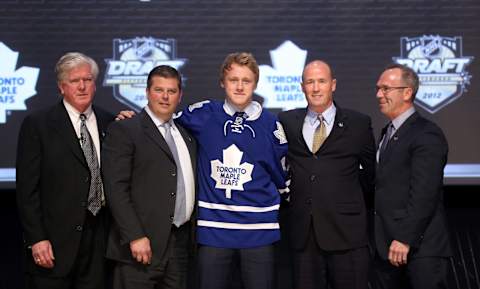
[115,110,136,121]
[31,240,55,268]
[388,240,410,267]
[130,237,152,265]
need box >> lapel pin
[338,122,344,127]
[393,136,398,141]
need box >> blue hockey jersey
[176,100,288,248]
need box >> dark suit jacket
[374,112,452,259]
[278,105,375,251]
[16,101,113,276]
[102,110,197,267]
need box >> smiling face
[146,76,182,121]
[58,64,96,113]
[376,68,414,120]
[301,61,336,114]
[221,63,256,110]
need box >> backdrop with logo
[1,0,479,188]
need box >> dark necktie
[79,113,102,216]
[379,123,394,157]
[312,115,326,153]
[163,121,186,227]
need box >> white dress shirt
[145,106,195,222]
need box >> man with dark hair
[278,60,375,289]
[16,52,114,289]
[117,53,288,289]
[102,65,197,289]
[373,63,452,289]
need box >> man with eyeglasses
[373,63,452,289]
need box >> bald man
[278,60,376,289]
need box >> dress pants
[26,210,107,289]
[373,255,450,289]
[113,222,190,289]
[293,224,369,289]
[197,244,275,289]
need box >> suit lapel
[48,101,88,168]
[293,108,310,152]
[380,112,419,164]
[319,105,347,151]
[140,110,175,162]
[93,106,108,146]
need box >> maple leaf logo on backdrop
[255,40,308,111]
[0,42,39,124]
[210,144,254,199]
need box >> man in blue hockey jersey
[179,52,288,289]
[118,53,288,289]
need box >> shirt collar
[306,103,336,125]
[63,99,93,119]
[223,99,262,121]
[391,106,415,130]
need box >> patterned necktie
[163,121,186,227]
[79,113,102,216]
[312,115,326,153]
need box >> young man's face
[221,63,257,110]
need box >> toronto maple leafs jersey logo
[223,113,255,137]
[210,144,254,199]
[0,42,39,124]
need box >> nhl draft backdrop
[1,0,479,187]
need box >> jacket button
[310,175,316,181]
[84,176,89,183]
[373,210,377,215]
[75,225,83,232]
[313,155,318,159]
[306,198,312,204]
[171,171,176,177]
[169,215,174,221]
[81,201,87,207]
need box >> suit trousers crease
[27,210,107,289]
[113,222,190,289]
[293,223,369,289]
[373,255,450,289]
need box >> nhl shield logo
[103,37,187,111]
[393,35,474,113]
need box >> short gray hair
[55,52,99,82]
[384,63,419,100]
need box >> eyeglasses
[376,86,409,94]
